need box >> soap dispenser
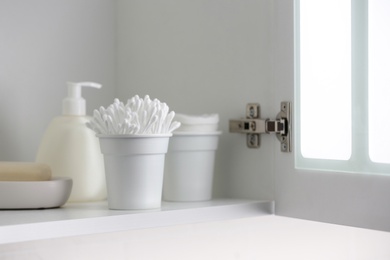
[36,82,106,202]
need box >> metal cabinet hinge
[229,102,291,152]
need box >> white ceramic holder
[98,134,171,210]
[163,131,221,202]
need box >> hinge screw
[247,134,259,148]
[249,106,255,118]
[281,142,288,151]
[249,134,255,146]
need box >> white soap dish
[0,177,72,209]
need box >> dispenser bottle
[36,82,106,202]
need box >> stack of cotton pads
[173,114,219,132]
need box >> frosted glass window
[296,0,390,174]
[368,0,390,164]
[299,0,352,160]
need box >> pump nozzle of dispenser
[62,82,102,116]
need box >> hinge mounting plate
[229,102,291,152]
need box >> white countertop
[1,214,390,259]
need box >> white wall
[0,0,116,161]
[116,0,276,199]
[0,0,277,201]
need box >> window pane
[299,0,351,160]
[368,0,390,164]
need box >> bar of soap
[0,162,52,181]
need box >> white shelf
[0,199,273,245]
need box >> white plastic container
[163,131,221,202]
[98,134,171,210]
[36,82,106,202]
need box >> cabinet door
[273,0,390,232]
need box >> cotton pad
[174,113,219,132]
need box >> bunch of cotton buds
[87,95,181,135]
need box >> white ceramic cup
[98,134,171,210]
[163,132,221,202]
